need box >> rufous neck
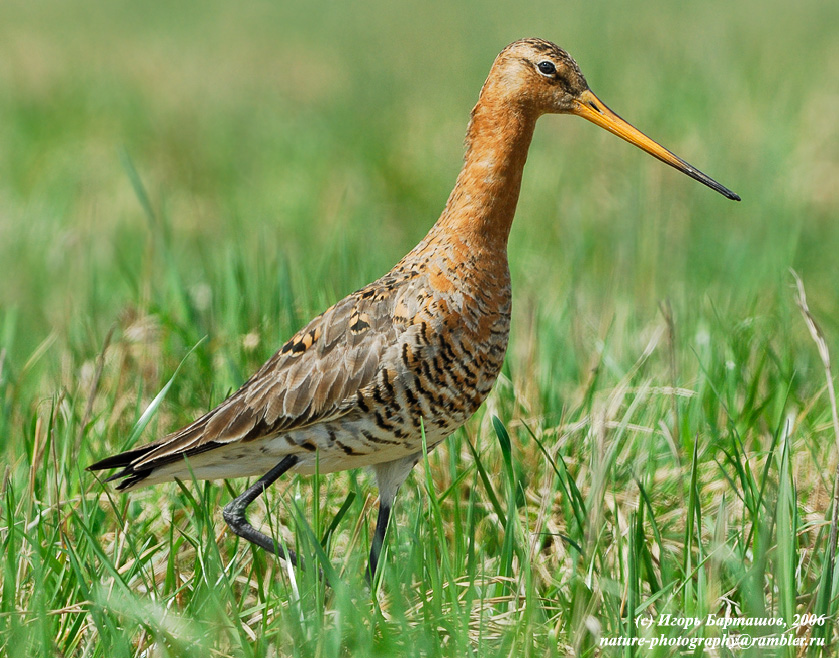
[429,96,537,251]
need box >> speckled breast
[351,246,513,457]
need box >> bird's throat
[430,99,538,253]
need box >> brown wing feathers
[89,285,403,487]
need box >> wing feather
[104,280,410,475]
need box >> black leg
[223,455,299,564]
[366,502,391,583]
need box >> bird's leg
[368,453,421,583]
[366,502,391,583]
[223,454,299,563]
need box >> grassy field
[2,0,839,655]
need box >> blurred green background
[2,0,838,368]
[3,0,839,655]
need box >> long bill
[571,89,740,201]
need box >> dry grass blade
[792,268,839,646]
[792,269,839,452]
[660,300,680,446]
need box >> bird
[89,38,739,581]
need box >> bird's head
[482,38,740,200]
[488,38,590,114]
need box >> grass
[2,0,839,655]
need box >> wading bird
[90,38,739,581]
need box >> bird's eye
[537,61,556,76]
